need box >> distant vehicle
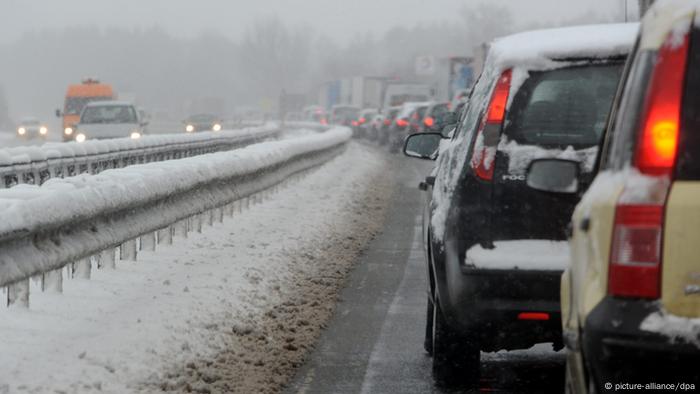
[56,78,115,142]
[378,106,400,146]
[74,101,146,142]
[16,117,48,140]
[419,102,453,134]
[389,102,430,152]
[564,3,700,392]
[183,114,223,133]
[382,83,432,110]
[353,108,378,138]
[330,105,360,126]
[283,112,304,122]
[302,105,328,124]
[403,23,636,387]
[408,104,430,134]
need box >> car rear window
[676,27,700,180]
[505,63,623,148]
[431,103,449,117]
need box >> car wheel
[432,301,480,387]
[424,296,434,355]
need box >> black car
[403,23,635,387]
[418,102,453,133]
[183,114,223,133]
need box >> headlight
[212,123,222,132]
[130,132,141,139]
[64,127,74,136]
[39,126,48,135]
[185,124,194,132]
[75,133,86,143]
[17,127,26,135]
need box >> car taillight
[608,27,690,299]
[470,69,512,181]
[396,119,409,128]
[424,116,434,127]
[518,312,550,321]
[351,121,359,126]
[320,118,328,125]
[636,27,689,176]
[383,119,391,126]
[359,117,366,124]
[609,204,664,299]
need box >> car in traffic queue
[390,102,430,152]
[56,78,115,142]
[352,108,377,139]
[402,23,638,387]
[408,104,430,135]
[419,102,454,134]
[73,101,146,142]
[183,114,223,133]
[302,105,328,125]
[378,106,400,146]
[330,105,361,127]
[563,1,700,392]
[16,117,49,140]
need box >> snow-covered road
[0,142,394,394]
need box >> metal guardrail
[0,123,282,189]
[0,127,350,307]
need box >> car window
[505,63,623,149]
[81,105,138,124]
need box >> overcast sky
[1,0,637,44]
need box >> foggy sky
[1,0,635,44]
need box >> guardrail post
[98,248,116,270]
[73,257,92,279]
[217,207,225,223]
[207,210,215,227]
[7,279,29,308]
[225,202,234,217]
[42,268,63,293]
[140,232,156,252]
[174,220,188,238]
[158,227,173,245]
[120,239,138,261]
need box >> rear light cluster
[470,69,512,181]
[608,27,690,300]
[424,116,435,128]
[396,119,409,128]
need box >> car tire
[432,301,480,388]
[424,296,434,356]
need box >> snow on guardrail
[0,123,284,189]
[0,126,351,307]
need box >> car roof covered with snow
[640,0,700,51]
[486,23,639,72]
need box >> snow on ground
[0,141,394,394]
[465,240,570,271]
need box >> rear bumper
[583,297,700,390]
[439,266,563,351]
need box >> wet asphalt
[285,151,565,394]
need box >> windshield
[188,114,217,122]
[81,105,138,124]
[506,63,623,148]
[64,96,112,116]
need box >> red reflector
[518,312,549,321]
[609,204,664,299]
[636,30,689,176]
[424,116,435,127]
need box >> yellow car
[562,1,700,392]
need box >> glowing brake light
[396,119,409,128]
[358,117,366,124]
[424,116,435,127]
[517,312,550,321]
[351,121,359,126]
[470,69,512,181]
[636,30,689,176]
[383,119,391,126]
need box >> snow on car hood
[465,240,570,271]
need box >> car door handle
[419,176,436,191]
[579,217,591,233]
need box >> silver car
[75,101,146,142]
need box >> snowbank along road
[0,140,395,394]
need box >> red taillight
[351,121,359,126]
[396,119,409,128]
[383,119,391,126]
[424,116,435,127]
[636,30,689,176]
[320,118,328,125]
[470,69,512,181]
[609,204,664,299]
[517,312,550,321]
[358,117,366,124]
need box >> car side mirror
[55,109,62,118]
[526,159,580,194]
[404,132,443,161]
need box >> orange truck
[56,78,115,141]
